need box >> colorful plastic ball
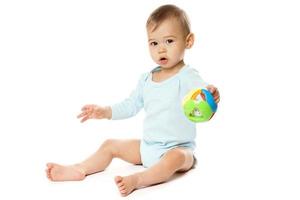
[182,88,218,122]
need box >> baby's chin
[158,62,181,70]
[156,61,173,68]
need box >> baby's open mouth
[159,57,168,65]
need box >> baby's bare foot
[114,175,138,197]
[46,163,86,181]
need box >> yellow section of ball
[182,88,201,106]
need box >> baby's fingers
[206,85,220,103]
[213,90,220,103]
[77,111,92,121]
[80,115,90,123]
[81,104,96,111]
[77,112,86,119]
[215,96,220,103]
[206,85,216,93]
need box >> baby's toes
[121,191,127,196]
[120,188,128,196]
[46,163,55,169]
[45,169,52,180]
[117,181,124,188]
[120,185,126,191]
[114,176,123,184]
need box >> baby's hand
[77,104,112,123]
[206,85,220,103]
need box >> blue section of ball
[202,89,218,112]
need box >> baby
[46,4,220,197]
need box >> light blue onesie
[111,65,208,167]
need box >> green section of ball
[183,99,213,123]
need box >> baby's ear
[185,33,195,49]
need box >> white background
[0,0,299,199]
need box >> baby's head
[146,5,194,69]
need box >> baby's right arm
[78,74,147,122]
[110,73,147,120]
[77,104,112,123]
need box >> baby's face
[147,18,189,69]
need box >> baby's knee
[101,139,125,157]
[164,149,186,166]
[101,139,117,152]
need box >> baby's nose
[158,44,166,53]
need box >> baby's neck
[160,60,185,75]
[152,61,185,83]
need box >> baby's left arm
[206,85,220,104]
[180,68,220,104]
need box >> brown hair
[146,4,191,36]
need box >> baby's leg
[114,147,194,196]
[46,139,141,181]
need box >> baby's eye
[150,41,158,46]
[166,39,174,44]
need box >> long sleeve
[111,73,148,120]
